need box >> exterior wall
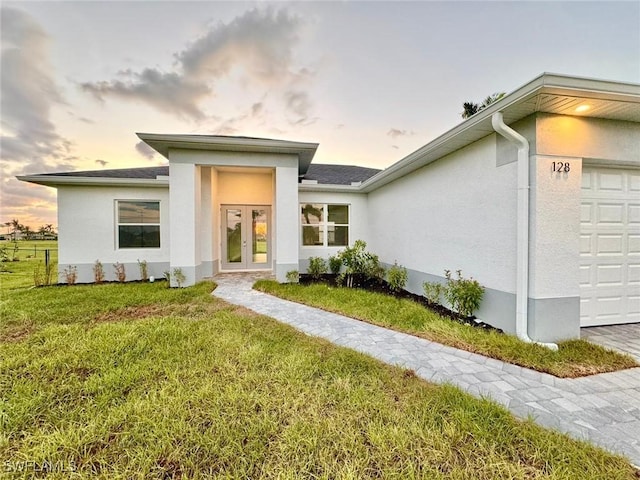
[57,185,170,283]
[297,191,369,270]
[536,114,640,165]
[274,166,299,281]
[367,134,522,333]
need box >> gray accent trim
[169,264,199,287]
[275,263,299,282]
[528,297,581,342]
[384,264,580,341]
[57,261,170,285]
[200,261,215,279]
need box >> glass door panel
[222,205,271,271]
[251,209,268,265]
[226,209,243,263]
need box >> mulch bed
[299,273,502,333]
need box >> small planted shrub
[328,255,342,275]
[444,269,485,317]
[337,240,385,287]
[138,259,148,281]
[423,281,444,304]
[285,270,300,283]
[113,262,126,283]
[307,256,328,280]
[33,262,52,287]
[163,270,171,286]
[62,265,78,285]
[386,261,408,292]
[172,267,186,288]
[93,260,105,284]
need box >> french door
[221,205,271,270]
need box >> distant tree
[461,92,506,119]
[9,219,23,240]
[22,226,33,240]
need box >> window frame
[300,203,350,248]
[115,200,161,250]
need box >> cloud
[80,7,309,122]
[387,128,415,139]
[0,6,75,226]
[95,159,109,167]
[135,141,156,160]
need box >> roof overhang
[360,72,640,192]
[15,175,169,188]
[137,133,319,175]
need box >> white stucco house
[19,73,640,343]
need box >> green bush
[285,270,300,283]
[423,281,444,304]
[386,261,408,292]
[443,269,484,317]
[307,257,328,280]
[337,240,385,287]
[328,255,342,275]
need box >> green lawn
[253,281,638,378]
[1,282,636,478]
[0,240,58,291]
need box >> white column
[274,165,299,281]
[200,167,213,277]
[169,163,201,286]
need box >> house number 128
[552,161,570,173]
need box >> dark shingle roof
[301,164,380,185]
[39,166,169,179]
[37,163,380,186]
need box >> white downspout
[491,112,558,351]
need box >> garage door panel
[596,203,624,224]
[629,264,640,285]
[630,235,640,255]
[629,205,640,224]
[580,166,639,326]
[599,172,625,191]
[596,234,623,255]
[595,265,624,286]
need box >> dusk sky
[1,1,639,228]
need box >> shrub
[172,267,186,288]
[423,281,444,304]
[33,262,52,287]
[163,270,171,286]
[62,265,77,285]
[328,255,342,275]
[443,269,485,317]
[386,261,408,292]
[113,262,126,283]
[93,260,105,284]
[307,257,328,280]
[285,270,300,283]
[138,259,148,281]
[0,245,8,263]
[337,240,385,287]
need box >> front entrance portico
[136,134,319,286]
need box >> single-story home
[19,73,640,343]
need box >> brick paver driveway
[582,323,640,362]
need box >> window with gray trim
[301,203,349,247]
[117,201,160,248]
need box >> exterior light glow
[575,104,591,113]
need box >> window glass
[300,204,348,247]
[117,201,160,248]
[327,205,348,224]
[118,201,160,224]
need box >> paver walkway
[582,324,640,362]
[212,274,640,466]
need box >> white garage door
[580,167,640,327]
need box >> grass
[1,281,636,478]
[253,280,638,378]
[0,240,58,291]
